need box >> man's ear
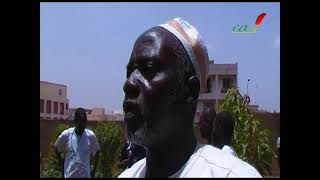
[186,75,200,103]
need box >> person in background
[277,136,280,167]
[212,111,238,158]
[199,108,216,144]
[54,108,100,178]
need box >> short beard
[127,78,189,148]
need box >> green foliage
[92,122,124,178]
[40,123,70,178]
[218,88,276,176]
[40,122,124,178]
[40,165,61,178]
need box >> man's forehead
[132,31,162,59]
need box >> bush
[40,122,124,178]
[40,123,70,178]
[218,88,276,176]
[92,122,124,178]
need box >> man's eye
[141,67,156,79]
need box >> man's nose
[123,70,141,99]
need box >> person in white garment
[119,17,261,178]
[54,108,100,178]
[212,111,238,158]
[277,136,280,166]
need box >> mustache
[122,99,142,113]
[123,98,145,116]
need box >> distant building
[106,112,124,121]
[248,105,260,112]
[67,108,77,121]
[40,81,69,120]
[195,61,237,123]
[87,108,106,121]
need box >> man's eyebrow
[127,56,156,69]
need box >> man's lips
[123,100,142,122]
[124,112,139,122]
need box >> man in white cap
[119,17,261,178]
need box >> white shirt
[54,127,100,178]
[118,144,261,178]
[222,145,238,158]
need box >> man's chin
[127,127,173,149]
[127,127,148,147]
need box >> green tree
[92,122,124,178]
[218,88,276,176]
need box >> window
[66,103,68,111]
[222,78,233,93]
[53,102,58,114]
[40,99,44,113]
[60,103,64,115]
[46,100,52,114]
[59,89,62,95]
[207,79,211,93]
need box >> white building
[195,61,238,122]
[40,81,69,120]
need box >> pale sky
[40,2,280,112]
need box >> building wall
[87,108,106,121]
[106,113,124,121]
[196,64,237,122]
[40,81,69,120]
[208,63,238,75]
[197,62,237,114]
[67,108,76,121]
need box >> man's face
[74,112,87,133]
[123,28,186,147]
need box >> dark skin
[123,27,200,177]
[54,111,100,178]
[212,113,233,149]
[199,108,216,144]
[212,123,227,149]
